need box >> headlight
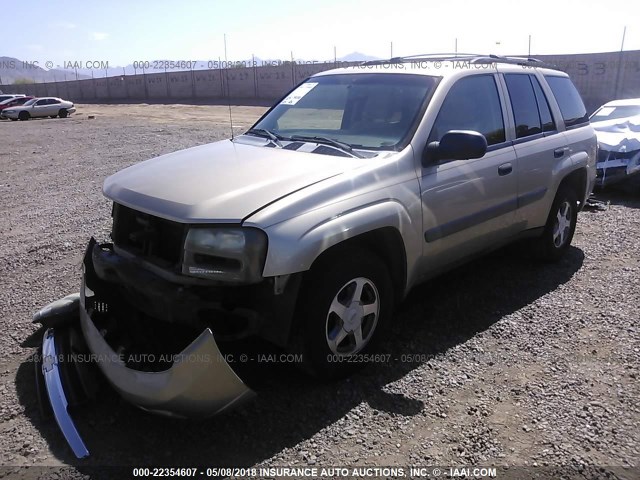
[4,110,15,114]
[182,227,267,284]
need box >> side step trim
[41,328,90,458]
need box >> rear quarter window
[544,76,589,128]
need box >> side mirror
[422,130,488,166]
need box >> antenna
[224,33,234,140]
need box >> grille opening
[112,203,186,269]
[91,295,202,373]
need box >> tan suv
[34,54,596,457]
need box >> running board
[41,328,89,458]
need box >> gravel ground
[0,106,638,480]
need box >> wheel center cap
[344,304,363,332]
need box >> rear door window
[530,76,556,133]
[504,74,541,139]
[544,76,589,128]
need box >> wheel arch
[557,167,588,208]
[305,226,407,306]
[260,199,416,303]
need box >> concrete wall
[536,50,640,113]
[2,51,639,112]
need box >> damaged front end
[33,236,284,457]
[79,237,255,418]
[593,116,640,187]
[596,147,640,187]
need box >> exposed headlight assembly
[182,227,267,284]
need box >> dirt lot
[0,105,638,479]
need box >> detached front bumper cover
[41,328,90,459]
[80,238,255,418]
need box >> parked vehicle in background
[590,98,640,187]
[0,96,34,117]
[0,94,26,103]
[1,97,76,121]
[591,98,640,123]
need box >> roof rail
[360,53,559,70]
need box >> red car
[0,96,34,114]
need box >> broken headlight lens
[182,227,267,284]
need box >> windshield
[23,98,37,106]
[251,73,439,150]
[591,105,640,122]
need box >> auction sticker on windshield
[281,82,318,105]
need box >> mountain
[337,52,382,62]
[0,57,90,85]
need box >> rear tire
[535,185,578,261]
[50,115,58,119]
[18,111,29,121]
[58,109,68,118]
[10,118,18,121]
[290,248,393,379]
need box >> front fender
[258,198,421,282]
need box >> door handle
[554,147,569,158]
[498,163,513,176]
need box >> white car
[590,98,640,187]
[0,94,26,103]
[1,97,76,121]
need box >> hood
[103,138,364,223]
[592,115,640,152]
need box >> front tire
[536,185,578,261]
[291,249,393,379]
[18,111,30,121]
[58,109,68,118]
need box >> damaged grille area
[111,203,186,269]
[597,148,639,162]
[88,297,202,372]
[82,240,272,371]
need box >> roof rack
[361,53,559,70]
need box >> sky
[3,0,639,68]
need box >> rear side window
[545,76,589,128]
[530,76,556,133]
[504,74,541,139]
[429,75,505,146]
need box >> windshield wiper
[246,128,284,148]
[290,135,364,158]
